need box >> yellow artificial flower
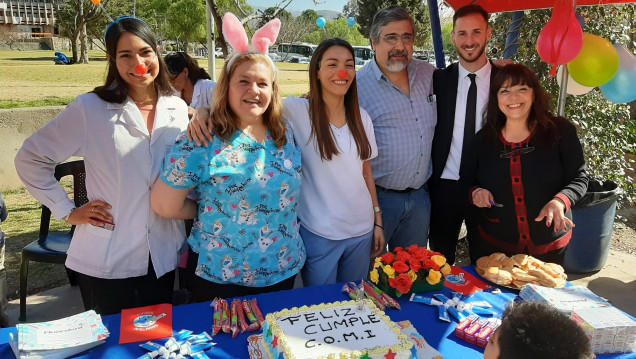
[408,270,418,282]
[374,257,382,268]
[431,255,446,267]
[426,270,442,285]
[383,265,396,279]
[440,263,452,276]
[370,269,379,284]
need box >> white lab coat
[190,79,216,110]
[15,93,190,279]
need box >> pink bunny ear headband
[223,13,281,80]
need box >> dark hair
[211,53,287,148]
[164,52,212,84]
[484,64,555,140]
[308,38,371,161]
[453,4,489,26]
[92,17,172,103]
[369,6,416,44]
[497,301,594,359]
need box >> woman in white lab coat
[15,17,189,315]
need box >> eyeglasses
[168,72,179,83]
[382,34,415,45]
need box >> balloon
[600,44,636,104]
[569,34,619,87]
[136,64,148,75]
[536,0,583,66]
[316,17,326,28]
[556,65,593,96]
[91,0,100,5]
[347,17,356,28]
[337,70,348,79]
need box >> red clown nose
[337,69,348,79]
[136,64,148,75]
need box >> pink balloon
[537,0,583,66]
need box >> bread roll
[489,252,507,262]
[511,254,528,267]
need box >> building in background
[0,0,61,37]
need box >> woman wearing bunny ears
[15,17,190,315]
[151,13,305,301]
[283,39,385,286]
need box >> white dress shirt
[190,79,216,110]
[441,61,492,180]
[15,93,190,279]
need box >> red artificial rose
[405,244,419,254]
[409,259,422,272]
[396,251,412,263]
[381,252,396,265]
[424,259,440,271]
[388,273,413,295]
[394,247,404,253]
[392,260,410,274]
[410,247,429,262]
[430,251,443,257]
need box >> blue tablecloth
[2,267,635,358]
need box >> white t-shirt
[283,96,378,240]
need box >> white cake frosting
[261,300,414,359]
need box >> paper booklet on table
[119,303,173,344]
[10,310,109,359]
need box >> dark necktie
[461,73,477,166]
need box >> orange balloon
[91,0,100,5]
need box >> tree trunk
[207,0,228,57]
[71,31,80,63]
[80,22,88,64]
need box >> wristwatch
[373,206,382,214]
[62,208,76,223]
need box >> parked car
[289,56,310,64]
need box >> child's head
[485,301,594,359]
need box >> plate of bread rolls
[474,252,567,290]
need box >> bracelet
[62,208,76,223]
[374,223,384,230]
[373,206,382,214]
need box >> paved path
[5,250,635,326]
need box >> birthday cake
[260,300,414,359]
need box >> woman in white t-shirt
[283,38,385,286]
[165,52,216,118]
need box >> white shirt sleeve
[14,97,88,220]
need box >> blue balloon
[600,44,636,104]
[316,17,326,28]
[347,17,356,28]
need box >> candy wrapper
[242,300,261,331]
[233,299,249,333]
[230,299,240,338]
[221,299,231,334]
[211,298,223,336]
[250,299,265,325]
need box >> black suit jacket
[430,61,498,187]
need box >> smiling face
[371,19,414,74]
[115,32,159,91]
[318,45,355,99]
[497,81,534,123]
[228,60,273,123]
[452,13,491,69]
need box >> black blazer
[430,61,498,187]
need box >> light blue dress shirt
[356,58,437,190]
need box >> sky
[247,0,348,12]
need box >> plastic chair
[19,160,88,321]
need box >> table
[2,267,635,358]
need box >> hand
[67,200,113,228]
[472,188,495,208]
[186,107,214,147]
[535,198,574,233]
[370,226,386,257]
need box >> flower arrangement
[370,245,452,297]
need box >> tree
[356,0,432,48]
[303,18,368,46]
[300,9,319,23]
[342,0,359,19]
[54,0,104,63]
[489,4,636,204]
[163,0,207,52]
[277,16,318,48]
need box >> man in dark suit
[429,5,497,264]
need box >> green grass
[0,97,76,109]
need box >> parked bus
[277,42,317,62]
[352,45,373,66]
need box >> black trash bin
[563,180,623,273]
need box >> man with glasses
[429,5,499,264]
[357,6,437,251]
